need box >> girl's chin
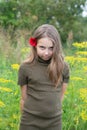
[42,57,51,61]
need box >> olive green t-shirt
[18,57,70,118]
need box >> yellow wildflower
[0,87,12,92]
[11,64,19,70]
[65,90,68,95]
[0,100,5,107]
[65,56,75,65]
[65,56,75,61]
[83,66,87,72]
[71,77,83,81]
[0,78,11,83]
[76,51,87,56]
[21,47,30,53]
[10,123,14,128]
[13,114,18,119]
[72,41,87,48]
[74,116,79,125]
[80,110,87,121]
[65,56,87,63]
[76,57,87,62]
[0,118,2,121]
[79,88,87,103]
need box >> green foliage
[0,0,87,43]
[0,0,18,27]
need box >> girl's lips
[43,57,51,60]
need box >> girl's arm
[20,85,27,113]
[61,83,68,102]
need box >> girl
[18,24,70,130]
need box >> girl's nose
[45,50,49,55]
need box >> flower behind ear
[29,37,37,46]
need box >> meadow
[0,34,87,130]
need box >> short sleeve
[17,64,28,86]
[62,62,70,83]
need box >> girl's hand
[20,85,27,112]
[61,83,68,102]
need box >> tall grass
[0,29,29,129]
[0,30,87,130]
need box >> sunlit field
[0,39,87,130]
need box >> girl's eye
[39,46,45,49]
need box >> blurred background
[0,0,87,63]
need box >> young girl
[18,24,70,130]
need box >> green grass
[0,40,87,130]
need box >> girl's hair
[26,24,64,87]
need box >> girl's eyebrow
[39,45,54,48]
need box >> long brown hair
[26,24,64,87]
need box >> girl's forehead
[37,37,53,47]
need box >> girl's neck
[37,56,51,65]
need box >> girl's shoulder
[63,61,70,74]
[19,60,33,70]
[64,61,69,69]
[62,61,70,83]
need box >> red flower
[29,37,37,46]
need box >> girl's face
[36,37,54,61]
